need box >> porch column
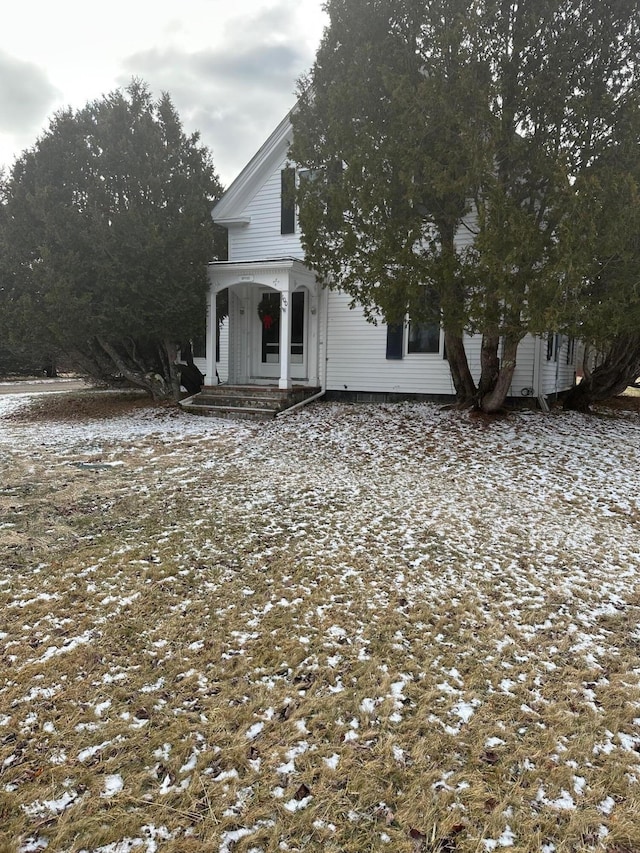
[205,286,217,386]
[278,282,292,390]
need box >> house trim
[211,110,295,225]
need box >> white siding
[218,318,229,382]
[510,337,537,398]
[193,318,228,384]
[325,291,456,395]
[540,334,577,396]
[464,335,482,380]
[456,210,478,251]
[324,292,547,398]
[228,157,304,262]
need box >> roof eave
[211,106,296,224]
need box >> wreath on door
[257,294,277,330]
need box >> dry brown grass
[1,390,164,423]
[1,392,640,852]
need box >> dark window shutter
[281,168,296,234]
[386,324,404,360]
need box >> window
[281,167,296,234]
[407,320,440,354]
[260,292,281,363]
[298,162,344,228]
[385,318,442,360]
[291,290,305,363]
[408,287,441,354]
[298,168,322,185]
[566,337,576,365]
[546,333,559,362]
[385,286,442,360]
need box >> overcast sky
[0,0,327,186]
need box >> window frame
[386,317,444,360]
[406,317,442,355]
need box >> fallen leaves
[1,396,640,851]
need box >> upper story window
[284,163,343,235]
[298,168,322,184]
[281,167,296,234]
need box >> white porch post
[278,281,292,390]
[205,286,217,386]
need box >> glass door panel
[260,292,280,364]
[291,290,305,364]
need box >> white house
[190,108,577,415]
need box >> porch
[204,258,322,391]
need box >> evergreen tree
[292,0,640,411]
[563,96,640,409]
[0,81,223,399]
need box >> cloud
[0,50,60,134]
[117,2,320,184]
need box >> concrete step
[189,393,284,410]
[180,402,276,421]
[180,385,321,421]
[193,388,302,409]
[198,384,314,400]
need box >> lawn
[1,392,640,853]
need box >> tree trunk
[478,334,520,413]
[95,336,175,400]
[42,355,57,378]
[477,333,500,401]
[162,339,181,401]
[443,329,477,405]
[563,333,640,411]
[66,343,124,386]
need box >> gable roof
[212,107,295,227]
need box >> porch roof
[207,257,319,295]
[208,257,305,269]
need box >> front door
[253,289,307,381]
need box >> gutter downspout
[533,335,549,413]
[276,388,326,417]
[554,335,561,402]
[322,279,329,392]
